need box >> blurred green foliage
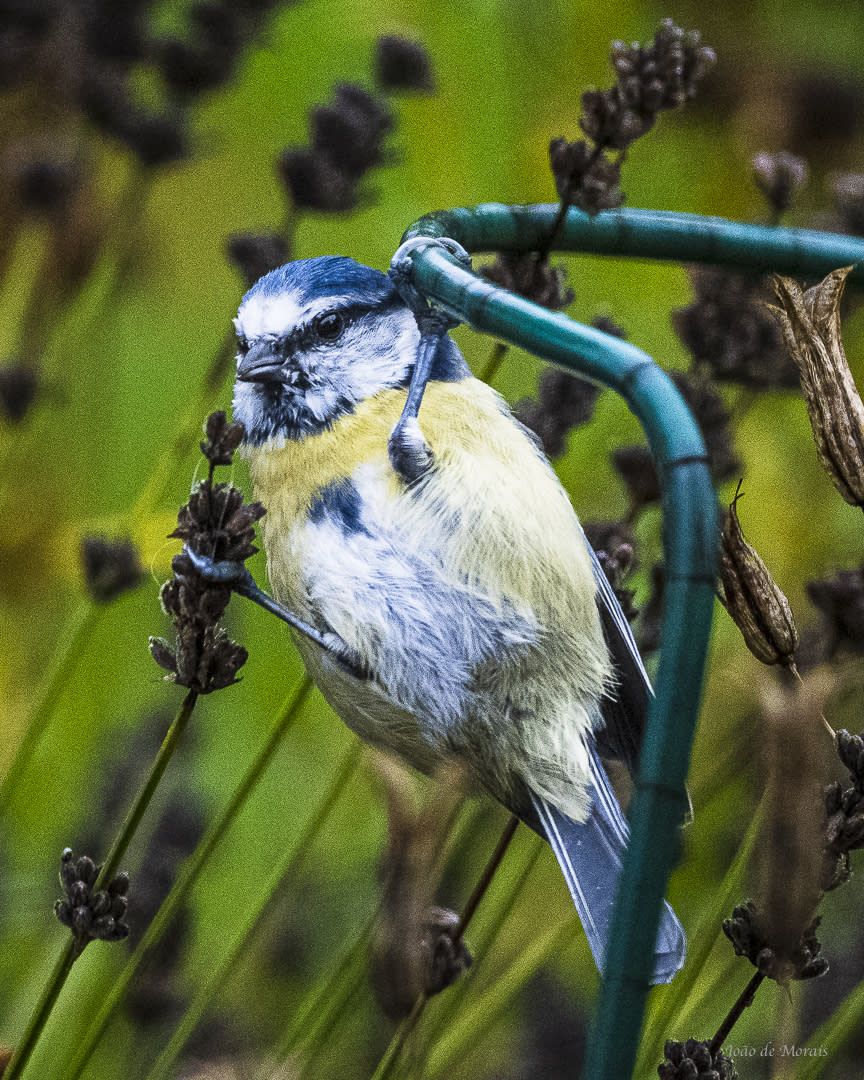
[2,1,864,1078]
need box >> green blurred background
[2,1,864,1077]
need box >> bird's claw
[322,632,375,681]
[389,417,433,484]
[180,546,255,590]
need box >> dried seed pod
[717,487,799,666]
[771,267,864,510]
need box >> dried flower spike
[374,36,435,94]
[717,485,799,667]
[277,77,396,214]
[659,1038,738,1080]
[480,253,574,311]
[771,267,864,511]
[549,20,714,217]
[278,148,359,213]
[15,156,81,216]
[673,267,795,389]
[226,232,290,288]
[548,137,624,215]
[612,445,660,515]
[55,848,130,957]
[807,564,864,656]
[831,173,864,236]
[722,901,828,983]
[150,412,264,694]
[82,536,144,603]
[512,367,599,459]
[752,150,808,219]
[823,727,864,891]
[199,410,245,468]
[420,906,472,997]
[583,520,639,624]
[0,363,38,422]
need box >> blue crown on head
[242,256,399,307]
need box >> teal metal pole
[396,235,714,1080]
[403,203,864,282]
[395,205,864,1079]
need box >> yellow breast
[244,377,600,633]
[244,386,407,525]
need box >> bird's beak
[236,340,285,383]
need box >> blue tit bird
[229,254,686,983]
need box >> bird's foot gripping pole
[179,547,373,680]
[386,237,472,484]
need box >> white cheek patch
[340,311,420,401]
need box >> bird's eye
[236,334,249,355]
[313,311,346,342]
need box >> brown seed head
[771,267,864,510]
[717,485,799,666]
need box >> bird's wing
[578,528,653,773]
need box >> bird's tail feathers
[530,750,685,985]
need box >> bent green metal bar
[396,205,864,1080]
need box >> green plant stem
[293,917,379,1079]
[637,798,765,1074]
[274,916,373,1077]
[368,996,426,1080]
[423,833,545,1044]
[3,942,77,1080]
[798,970,864,1079]
[5,688,198,1079]
[452,815,519,943]
[709,970,766,1058]
[98,688,199,887]
[131,328,236,522]
[477,341,509,384]
[0,602,99,813]
[65,677,315,1080]
[366,814,520,1080]
[144,742,362,1080]
[426,919,573,1078]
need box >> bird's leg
[387,309,450,484]
[179,547,373,680]
[387,235,471,484]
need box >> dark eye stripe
[241,295,405,355]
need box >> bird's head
[231,255,424,446]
